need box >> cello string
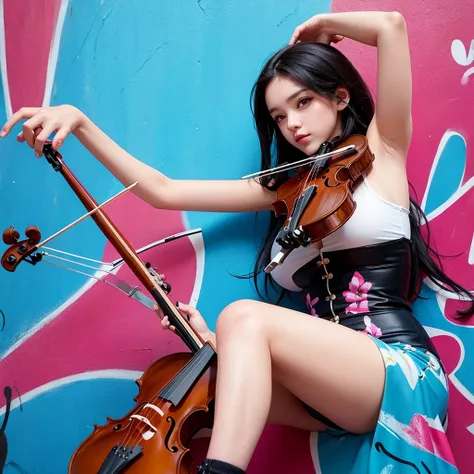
[125,347,211,449]
[122,345,211,450]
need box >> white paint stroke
[186,222,205,308]
[0,264,107,360]
[0,0,12,118]
[451,39,474,66]
[43,0,69,107]
[469,232,474,265]
[422,278,474,329]
[461,67,474,85]
[425,176,474,222]
[424,326,474,404]
[0,369,142,415]
[420,131,466,214]
[309,432,322,474]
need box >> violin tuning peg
[2,226,20,245]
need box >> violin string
[297,148,325,223]
[122,346,211,450]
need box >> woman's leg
[206,299,386,470]
[266,378,329,431]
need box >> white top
[270,175,411,292]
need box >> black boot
[197,458,246,474]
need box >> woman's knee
[215,299,264,340]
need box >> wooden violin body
[273,134,374,242]
[69,349,216,474]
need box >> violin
[263,134,374,271]
[1,143,216,473]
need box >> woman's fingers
[161,316,175,332]
[34,124,58,157]
[289,17,343,46]
[289,26,302,44]
[22,116,45,148]
[154,304,163,318]
[1,107,41,137]
[52,126,72,150]
[155,305,177,332]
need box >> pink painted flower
[343,271,372,314]
[360,315,382,338]
[305,293,319,316]
[379,411,457,467]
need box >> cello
[2,143,217,473]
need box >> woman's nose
[286,112,301,131]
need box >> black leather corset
[292,238,439,357]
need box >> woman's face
[265,75,348,156]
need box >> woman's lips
[296,134,311,144]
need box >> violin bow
[1,143,205,353]
[241,144,356,180]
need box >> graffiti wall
[0,0,472,473]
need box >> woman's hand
[0,105,85,157]
[290,14,344,45]
[155,302,216,346]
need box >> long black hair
[247,42,474,318]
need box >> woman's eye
[274,115,285,123]
[298,97,311,107]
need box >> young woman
[2,10,472,474]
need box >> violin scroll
[1,226,42,272]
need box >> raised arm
[290,11,412,157]
[1,106,275,213]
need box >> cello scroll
[1,226,42,271]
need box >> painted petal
[343,291,365,303]
[347,300,370,314]
[369,324,383,338]
[359,281,373,294]
[345,302,366,314]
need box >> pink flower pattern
[360,315,383,338]
[305,293,319,317]
[343,271,372,315]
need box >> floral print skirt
[315,337,459,473]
